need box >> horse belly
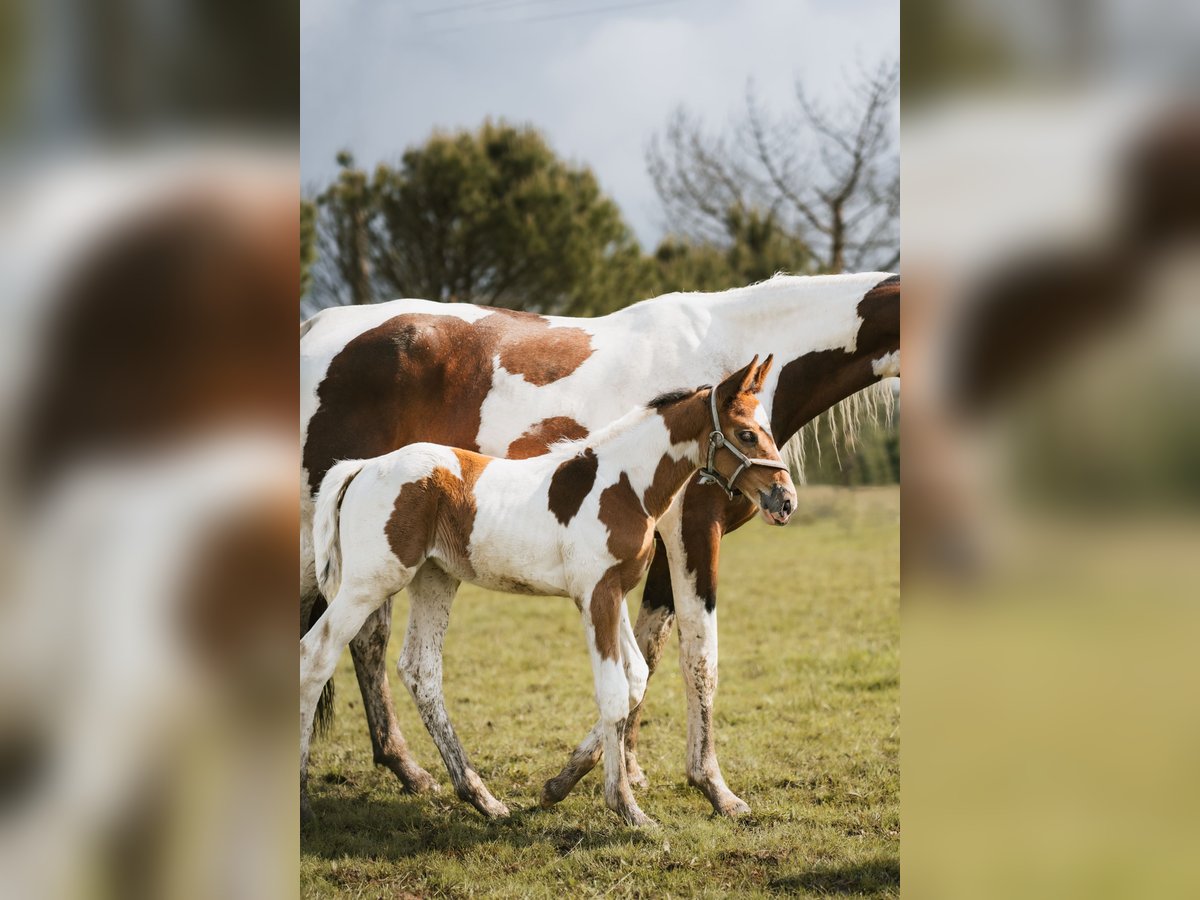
[464,495,569,599]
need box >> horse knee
[397,653,423,697]
[595,661,631,725]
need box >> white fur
[872,350,901,378]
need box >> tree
[300,199,316,301]
[647,61,899,274]
[647,209,816,295]
[305,121,650,316]
[307,150,374,311]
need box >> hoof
[477,796,511,819]
[714,796,751,818]
[381,756,440,795]
[399,767,440,795]
[615,804,658,828]
[539,778,569,808]
[627,766,649,790]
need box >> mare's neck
[703,273,898,442]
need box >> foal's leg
[540,600,648,806]
[584,588,653,827]
[398,563,509,819]
[624,544,677,788]
[349,602,438,794]
[300,577,406,818]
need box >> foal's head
[706,355,797,525]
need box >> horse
[301,357,794,826]
[300,272,899,818]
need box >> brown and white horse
[301,358,794,826]
[300,272,900,818]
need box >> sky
[301,0,898,246]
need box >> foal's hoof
[626,764,649,790]
[713,795,752,818]
[616,805,658,829]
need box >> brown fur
[655,390,710,446]
[384,451,492,574]
[492,309,595,386]
[592,473,656,660]
[304,310,593,492]
[642,455,695,519]
[508,417,589,460]
[547,448,599,525]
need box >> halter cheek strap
[696,388,789,500]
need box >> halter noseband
[696,387,790,500]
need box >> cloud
[301,0,897,244]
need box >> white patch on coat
[872,350,900,378]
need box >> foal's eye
[737,430,757,445]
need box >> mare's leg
[584,587,653,826]
[398,563,509,818]
[349,602,438,793]
[540,599,649,806]
[300,574,410,819]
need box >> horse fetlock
[625,751,649,789]
[377,752,439,794]
[605,787,655,828]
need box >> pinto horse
[302,358,794,826]
[300,272,899,818]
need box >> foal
[300,355,796,826]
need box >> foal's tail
[314,459,367,600]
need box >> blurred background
[1,1,298,898]
[902,0,1200,897]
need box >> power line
[415,0,562,19]
[423,0,682,36]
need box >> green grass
[301,486,899,898]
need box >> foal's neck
[584,388,714,520]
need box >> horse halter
[696,387,790,500]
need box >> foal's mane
[646,384,710,410]
[543,384,710,459]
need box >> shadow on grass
[769,857,899,894]
[301,793,647,862]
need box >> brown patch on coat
[384,451,491,575]
[642,454,696,519]
[590,473,656,660]
[303,310,593,493]
[655,389,710,446]
[547,447,599,526]
[507,416,589,459]
[491,309,595,386]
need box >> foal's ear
[750,353,774,394]
[734,354,761,393]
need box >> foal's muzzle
[759,483,797,526]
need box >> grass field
[301,486,899,898]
